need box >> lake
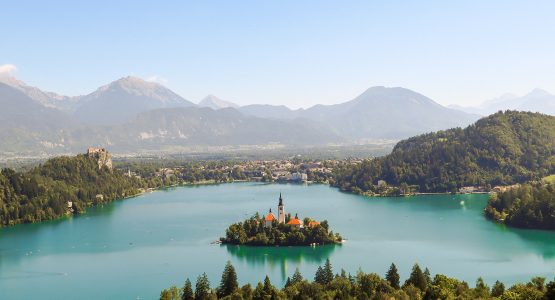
[2,182,555,299]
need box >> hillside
[0,151,152,226]
[94,107,345,150]
[332,111,555,194]
[0,83,78,154]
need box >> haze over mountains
[449,88,555,116]
[0,75,487,156]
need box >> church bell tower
[278,193,285,224]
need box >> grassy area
[542,174,555,183]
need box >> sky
[1,0,554,108]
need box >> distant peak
[199,94,239,109]
[526,88,551,97]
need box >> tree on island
[221,214,342,246]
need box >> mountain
[86,107,344,151]
[451,89,555,116]
[0,75,81,112]
[73,76,196,125]
[198,95,239,110]
[240,86,479,140]
[302,86,479,139]
[239,104,301,119]
[0,82,77,153]
[333,111,555,194]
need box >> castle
[87,147,113,170]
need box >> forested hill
[332,111,555,194]
[0,154,154,226]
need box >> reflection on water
[224,244,338,279]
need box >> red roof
[287,218,302,225]
[308,221,320,228]
[265,213,276,221]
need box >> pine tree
[291,268,304,284]
[182,278,194,300]
[423,267,431,285]
[474,277,490,298]
[194,273,211,300]
[314,266,325,285]
[218,261,238,298]
[404,263,427,291]
[263,276,276,298]
[284,277,292,288]
[323,258,334,285]
[385,263,400,289]
[491,280,505,297]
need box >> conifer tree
[182,278,194,300]
[323,258,334,285]
[491,280,505,297]
[314,266,325,285]
[217,261,238,298]
[404,263,427,291]
[194,273,211,300]
[385,263,400,289]
[291,268,303,284]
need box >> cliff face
[87,148,113,170]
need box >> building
[278,193,285,224]
[308,221,320,228]
[87,147,113,170]
[264,209,276,228]
[287,213,303,228]
[291,172,308,182]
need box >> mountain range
[0,75,482,156]
[449,88,555,116]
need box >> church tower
[278,193,285,224]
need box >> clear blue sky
[1,0,554,108]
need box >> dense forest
[486,182,555,230]
[221,214,341,246]
[160,260,555,300]
[332,111,555,194]
[0,154,157,226]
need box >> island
[220,193,342,246]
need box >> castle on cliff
[87,147,113,170]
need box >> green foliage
[162,260,555,300]
[332,111,555,194]
[218,261,238,298]
[486,182,555,230]
[221,215,341,246]
[160,286,181,300]
[0,154,155,226]
[385,263,400,289]
[195,273,211,300]
[182,278,194,300]
[404,264,428,291]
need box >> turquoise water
[2,182,555,299]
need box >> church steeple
[277,193,285,224]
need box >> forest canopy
[0,154,155,226]
[332,111,555,194]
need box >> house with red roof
[264,209,276,228]
[287,213,303,228]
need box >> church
[264,193,306,228]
